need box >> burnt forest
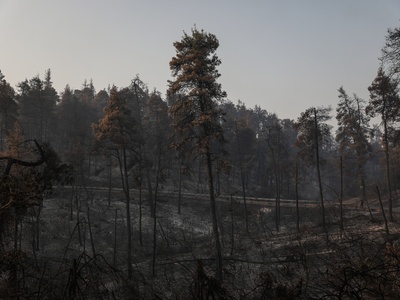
[1,26,400,299]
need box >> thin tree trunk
[133,81,154,216]
[235,122,249,233]
[376,185,390,235]
[267,135,280,232]
[0,121,3,151]
[137,153,143,247]
[314,108,326,230]
[19,220,23,250]
[178,156,182,214]
[108,156,112,207]
[117,148,133,278]
[36,205,41,251]
[383,119,393,221]
[144,163,154,217]
[77,208,82,246]
[86,205,96,257]
[205,150,223,281]
[139,180,143,247]
[358,164,373,219]
[296,162,300,233]
[216,170,221,197]
[31,239,38,269]
[122,148,133,278]
[152,152,162,278]
[113,209,118,269]
[230,195,235,255]
[14,217,18,251]
[70,181,75,221]
[340,156,344,237]
[358,163,367,208]
[197,159,201,194]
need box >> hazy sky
[1,1,399,121]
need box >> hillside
[4,180,399,299]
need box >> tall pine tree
[366,68,400,221]
[295,106,332,230]
[336,87,371,207]
[167,28,227,281]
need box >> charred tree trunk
[113,209,118,269]
[86,205,96,257]
[117,148,133,278]
[108,156,112,207]
[178,156,182,214]
[205,150,223,281]
[296,162,300,233]
[383,118,393,221]
[376,185,390,236]
[340,156,344,237]
[235,122,249,233]
[138,178,143,247]
[314,108,326,230]
[123,148,133,279]
[230,195,235,255]
[267,135,280,232]
[133,81,154,217]
[152,150,162,278]
[36,205,41,251]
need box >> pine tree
[295,106,332,230]
[92,86,140,278]
[366,68,400,221]
[17,71,57,142]
[55,84,97,173]
[0,71,18,150]
[381,26,400,78]
[336,87,371,207]
[167,28,227,281]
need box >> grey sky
[1,0,399,121]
